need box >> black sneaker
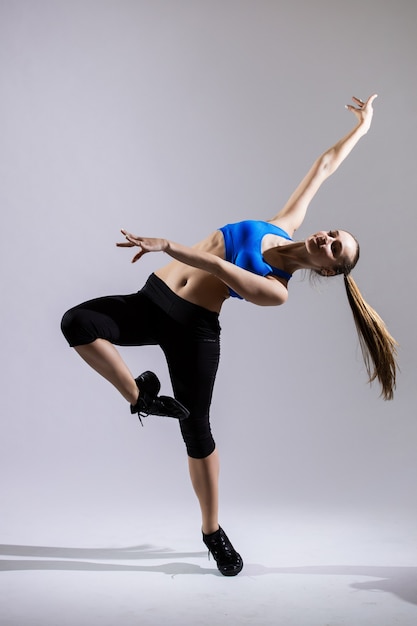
[202,526,243,576]
[130,371,189,424]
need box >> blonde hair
[343,274,398,400]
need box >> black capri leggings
[61,273,221,459]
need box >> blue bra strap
[270,266,292,281]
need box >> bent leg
[75,339,138,404]
[61,291,158,405]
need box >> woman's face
[305,230,358,274]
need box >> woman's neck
[266,240,313,274]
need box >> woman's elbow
[320,149,337,175]
[252,288,288,307]
[272,291,288,306]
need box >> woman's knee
[61,307,96,347]
[180,418,215,459]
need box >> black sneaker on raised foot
[130,371,190,425]
[202,526,243,576]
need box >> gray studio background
[1,0,416,545]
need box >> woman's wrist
[357,119,371,135]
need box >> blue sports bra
[218,220,293,299]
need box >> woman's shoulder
[194,229,226,256]
[265,219,295,239]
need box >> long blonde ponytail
[343,274,398,400]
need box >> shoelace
[207,535,235,562]
[137,404,152,427]
[136,396,157,426]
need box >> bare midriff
[154,230,230,313]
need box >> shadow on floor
[243,563,417,607]
[0,543,218,576]
[1,544,417,605]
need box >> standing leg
[188,449,219,534]
[189,447,243,577]
[162,333,220,534]
[159,311,243,574]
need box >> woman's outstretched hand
[116,229,169,263]
[345,94,378,131]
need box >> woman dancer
[61,94,397,576]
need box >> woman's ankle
[202,524,220,536]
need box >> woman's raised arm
[270,94,378,235]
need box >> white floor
[1,507,417,626]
